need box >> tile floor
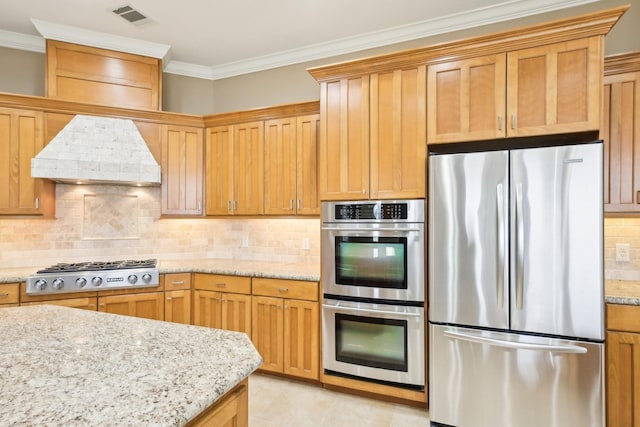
[248,373,431,427]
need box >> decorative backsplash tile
[0,184,320,269]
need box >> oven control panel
[334,202,408,220]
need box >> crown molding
[0,0,600,80]
[0,29,45,52]
[30,18,171,60]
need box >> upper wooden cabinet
[0,107,54,216]
[161,124,204,216]
[264,114,320,215]
[602,52,640,213]
[46,40,161,110]
[205,122,264,215]
[427,37,603,143]
[317,69,426,201]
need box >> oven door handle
[322,303,422,317]
[320,227,422,232]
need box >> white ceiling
[0,0,599,80]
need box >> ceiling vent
[112,5,153,26]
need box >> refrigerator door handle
[515,183,525,310]
[496,184,505,308]
[443,330,588,354]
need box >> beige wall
[0,0,637,114]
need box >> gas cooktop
[26,259,160,295]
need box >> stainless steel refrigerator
[428,142,605,427]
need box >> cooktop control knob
[92,277,103,287]
[142,273,152,283]
[76,277,87,288]
[52,278,64,290]
[34,279,47,291]
[128,274,138,284]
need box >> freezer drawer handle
[322,303,421,317]
[443,330,587,354]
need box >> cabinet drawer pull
[297,199,301,210]
[171,281,185,286]
[498,115,503,131]
[637,191,640,204]
[216,283,226,288]
[290,199,293,209]
[0,293,9,298]
[166,297,172,301]
[511,113,516,129]
[277,287,289,293]
[228,200,231,210]
[88,304,96,309]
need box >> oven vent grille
[112,5,153,26]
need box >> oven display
[335,313,408,372]
[335,237,407,289]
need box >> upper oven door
[321,222,425,302]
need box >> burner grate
[37,259,157,274]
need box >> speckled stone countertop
[0,259,320,284]
[0,305,262,426]
[605,280,640,306]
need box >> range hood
[31,115,161,186]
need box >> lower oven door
[322,298,425,388]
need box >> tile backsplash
[0,184,320,269]
[605,217,640,280]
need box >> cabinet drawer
[252,278,318,301]
[193,274,251,294]
[0,283,20,305]
[607,303,640,333]
[164,273,191,290]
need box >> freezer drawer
[429,324,604,427]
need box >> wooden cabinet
[205,122,264,215]
[264,114,320,215]
[428,37,603,144]
[317,68,426,201]
[602,65,640,212]
[185,379,248,427]
[251,278,319,380]
[0,283,20,307]
[193,274,252,337]
[161,124,204,216]
[0,107,54,216]
[21,297,97,310]
[164,273,192,324]
[98,292,164,320]
[607,303,640,427]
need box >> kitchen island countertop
[0,305,262,426]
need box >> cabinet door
[607,330,640,427]
[22,297,97,311]
[222,293,252,338]
[165,289,192,324]
[507,37,602,137]
[371,67,427,198]
[233,121,264,215]
[205,125,234,215]
[283,299,319,380]
[427,55,506,143]
[319,76,370,200]
[0,108,50,215]
[252,295,284,373]
[602,71,640,212]
[296,114,320,215]
[98,292,164,320]
[193,290,223,329]
[264,117,297,215]
[161,125,204,216]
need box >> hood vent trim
[31,115,161,186]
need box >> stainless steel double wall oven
[321,200,425,389]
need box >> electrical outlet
[302,237,310,250]
[616,243,631,262]
[241,235,249,248]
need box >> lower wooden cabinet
[251,278,319,380]
[185,379,248,427]
[21,297,97,311]
[164,273,192,324]
[0,283,20,307]
[98,292,164,320]
[607,303,640,427]
[193,274,252,337]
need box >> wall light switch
[302,238,310,250]
[616,243,631,263]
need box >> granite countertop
[0,305,262,426]
[605,280,640,306]
[0,259,320,284]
